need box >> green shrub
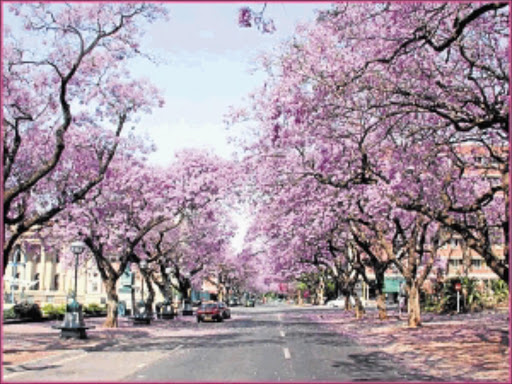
[491,280,509,304]
[440,277,482,313]
[13,302,42,320]
[42,303,66,318]
[423,294,442,313]
[86,303,102,313]
[3,307,16,320]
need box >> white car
[326,296,356,308]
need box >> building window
[472,259,482,268]
[449,259,461,267]
[53,274,60,291]
[33,273,40,290]
[450,238,463,249]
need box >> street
[122,305,437,382]
[4,304,441,382]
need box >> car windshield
[200,303,217,310]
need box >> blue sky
[129,2,331,165]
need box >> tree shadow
[332,351,446,382]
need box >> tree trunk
[318,278,325,305]
[344,293,352,311]
[408,283,422,327]
[218,283,225,302]
[375,269,387,320]
[376,291,388,320]
[104,278,119,328]
[179,278,191,307]
[144,275,155,315]
[354,294,365,319]
[131,285,136,316]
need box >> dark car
[197,302,223,322]
[245,298,255,307]
[228,298,240,307]
[218,302,231,319]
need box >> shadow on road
[334,351,445,382]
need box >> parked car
[228,298,240,307]
[197,302,223,322]
[245,298,255,307]
[218,302,231,319]
[326,296,355,308]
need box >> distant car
[245,299,255,307]
[326,296,355,308]
[197,302,223,322]
[218,302,231,319]
[228,298,240,307]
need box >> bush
[440,277,482,313]
[13,302,42,320]
[491,280,509,304]
[42,303,66,318]
[3,307,16,320]
[423,294,442,313]
[84,303,105,314]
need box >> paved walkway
[304,308,510,382]
[2,315,208,381]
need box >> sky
[128,2,331,165]
[128,2,332,251]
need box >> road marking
[280,330,285,337]
[283,347,291,359]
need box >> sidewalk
[2,314,232,381]
[302,308,510,382]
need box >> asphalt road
[4,304,441,382]
[122,304,437,382]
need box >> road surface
[4,304,441,382]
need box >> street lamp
[134,259,152,322]
[51,240,94,339]
[160,267,174,319]
[70,241,86,303]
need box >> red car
[197,302,224,322]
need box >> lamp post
[70,241,86,303]
[160,267,174,319]
[52,241,94,339]
[134,259,152,322]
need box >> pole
[11,263,16,304]
[74,253,78,301]
[456,291,460,313]
[141,274,145,301]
